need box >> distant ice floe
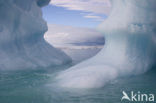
[44,24,105,63]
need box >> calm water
[0,65,156,103]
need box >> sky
[42,0,111,28]
[44,24,104,47]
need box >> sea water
[0,65,155,103]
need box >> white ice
[56,0,156,88]
[0,0,71,70]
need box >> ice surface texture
[0,0,71,70]
[56,0,156,88]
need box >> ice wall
[56,0,156,88]
[0,0,71,70]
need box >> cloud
[84,14,103,21]
[50,0,111,21]
[44,24,104,47]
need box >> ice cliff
[0,0,71,70]
[56,0,156,88]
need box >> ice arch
[56,0,156,88]
[0,0,71,70]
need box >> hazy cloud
[44,24,104,47]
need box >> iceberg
[56,0,156,88]
[0,0,71,70]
